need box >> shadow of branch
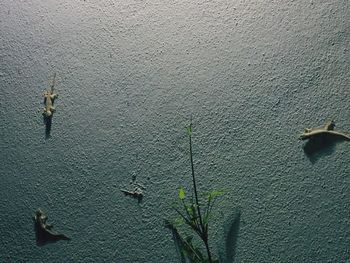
[164,220,188,263]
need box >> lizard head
[35,209,43,217]
[325,120,335,131]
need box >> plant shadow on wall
[218,209,241,263]
[165,122,241,263]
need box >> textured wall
[0,0,349,262]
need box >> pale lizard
[42,73,58,117]
[299,120,350,141]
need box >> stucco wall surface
[0,0,349,262]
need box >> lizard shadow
[43,116,52,139]
[121,191,143,203]
[219,208,241,263]
[33,209,71,246]
[33,220,65,246]
[303,135,346,163]
[136,195,143,204]
[126,192,143,203]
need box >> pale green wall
[0,0,349,262]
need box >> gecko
[299,120,350,141]
[34,209,70,242]
[42,73,58,118]
[120,186,144,199]
[121,175,145,201]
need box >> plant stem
[204,237,212,263]
[188,123,213,263]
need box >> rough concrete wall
[0,0,349,262]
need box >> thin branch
[188,121,213,263]
[181,199,201,232]
[188,123,204,232]
[174,208,202,236]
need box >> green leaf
[187,123,192,136]
[185,235,193,243]
[174,217,185,226]
[207,190,225,201]
[179,187,186,200]
[203,213,209,225]
[193,248,204,260]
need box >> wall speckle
[0,0,349,262]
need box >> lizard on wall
[42,73,58,118]
[299,120,350,141]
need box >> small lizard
[121,186,144,199]
[34,209,70,241]
[42,73,58,117]
[299,120,350,141]
[121,175,145,201]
